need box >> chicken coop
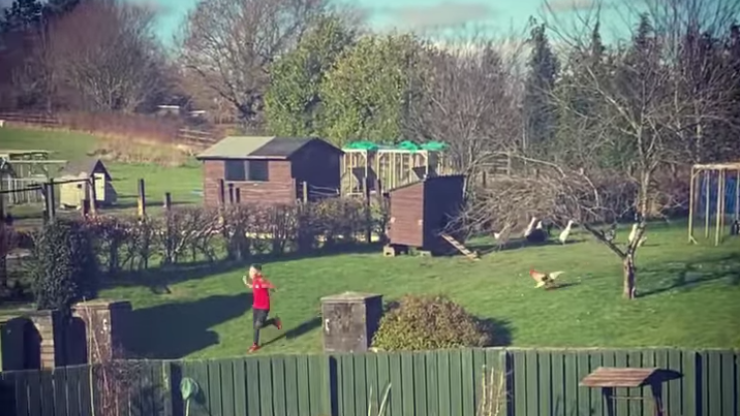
[341,141,454,196]
[0,150,66,206]
[58,158,117,209]
[384,175,476,259]
[320,292,383,353]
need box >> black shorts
[253,308,270,328]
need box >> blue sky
[139,0,632,45]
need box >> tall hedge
[30,219,99,312]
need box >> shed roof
[61,157,111,180]
[387,174,466,193]
[196,136,340,160]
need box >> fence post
[218,179,225,207]
[303,181,308,203]
[163,192,172,211]
[89,176,97,216]
[137,179,147,218]
[228,184,234,204]
[46,178,56,223]
[235,188,241,204]
[364,178,371,243]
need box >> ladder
[440,233,479,260]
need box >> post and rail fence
[0,348,737,416]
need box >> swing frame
[688,162,740,246]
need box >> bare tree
[405,33,525,186]
[178,0,326,123]
[457,157,644,298]
[42,0,165,112]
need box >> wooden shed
[196,136,344,206]
[58,158,117,209]
[386,175,475,258]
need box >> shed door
[93,173,106,200]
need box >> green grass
[0,127,202,221]
[103,223,740,359]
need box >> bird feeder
[580,366,682,416]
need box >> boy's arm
[242,276,252,288]
[253,279,276,289]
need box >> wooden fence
[0,348,737,416]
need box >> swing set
[687,162,740,246]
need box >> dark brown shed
[196,136,344,206]
[386,175,466,254]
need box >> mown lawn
[102,222,740,359]
[0,127,202,222]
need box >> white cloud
[373,2,497,30]
[542,0,612,13]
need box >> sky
[139,0,633,45]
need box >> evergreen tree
[523,22,559,154]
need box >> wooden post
[364,177,371,244]
[234,188,241,204]
[137,179,146,218]
[228,184,234,204]
[47,178,56,222]
[688,167,695,243]
[163,192,172,211]
[714,169,723,246]
[0,192,4,222]
[735,170,739,221]
[89,176,97,216]
[302,181,308,203]
[218,179,225,207]
[704,170,710,239]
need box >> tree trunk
[622,254,636,299]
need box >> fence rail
[0,112,60,126]
[0,348,737,416]
[176,128,217,146]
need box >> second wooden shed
[385,175,475,258]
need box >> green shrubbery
[30,219,99,312]
[372,295,493,351]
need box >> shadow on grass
[126,293,251,359]
[261,315,322,348]
[107,243,385,290]
[479,317,513,347]
[638,253,740,298]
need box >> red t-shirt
[251,275,274,310]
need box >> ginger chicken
[529,268,564,289]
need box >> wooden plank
[14,371,29,416]
[294,356,309,416]
[425,351,439,416]
[707,351,722,416]
[51,369,68,416]
[232,359,247,416]
[401,353,415,416]
[26,371,42,416]
[353,354,367,416]
[655,349,669,416]
[525,350,539,416]
[376,354,393,416]
[282,355,298,416]
[460,349,475,416]
[681,351,697,416]
[219,359,236,416]
[539,351,552,416]
[413,353,428,416]
[207,360,222,416]
[626,349,643,416]
[39,370,54,416]
[640,349,655,416]
[437,351,451,416]
[513,350,527,416]
[312,355,330,416]
[471,349,484,410]
[365,354,378,416]
[449,350,463,416]
[272,356,287,416]
[190,360,210,416]
[258,357,274,416]
[613,350,629,416]
[551,351,565,416]
[736,352,740,416]
[720,351,735,416]
[64,367,82,416]
[581,351,597,416]
[564,351,580,416]
[340,355,354,416]
[78,367,92,416]
[601,350,615,416]
[245,358,261,416]
[667,349,683,416]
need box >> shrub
[30,219,99,312]
[372,295,492,351]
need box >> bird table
[579,367,681,416]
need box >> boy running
[243,264,282,353]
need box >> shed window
[246,160,269,181]
[224,160,246,181]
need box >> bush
[372,295,492,351]
[30,219,99,312]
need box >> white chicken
[493,224,512,251]
[523,217,538,238]
[558,220,574,244]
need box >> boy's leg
[263,311,282,330]
[251,309,268,351]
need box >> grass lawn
[103,222,740,359]
[0,127,202,222]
